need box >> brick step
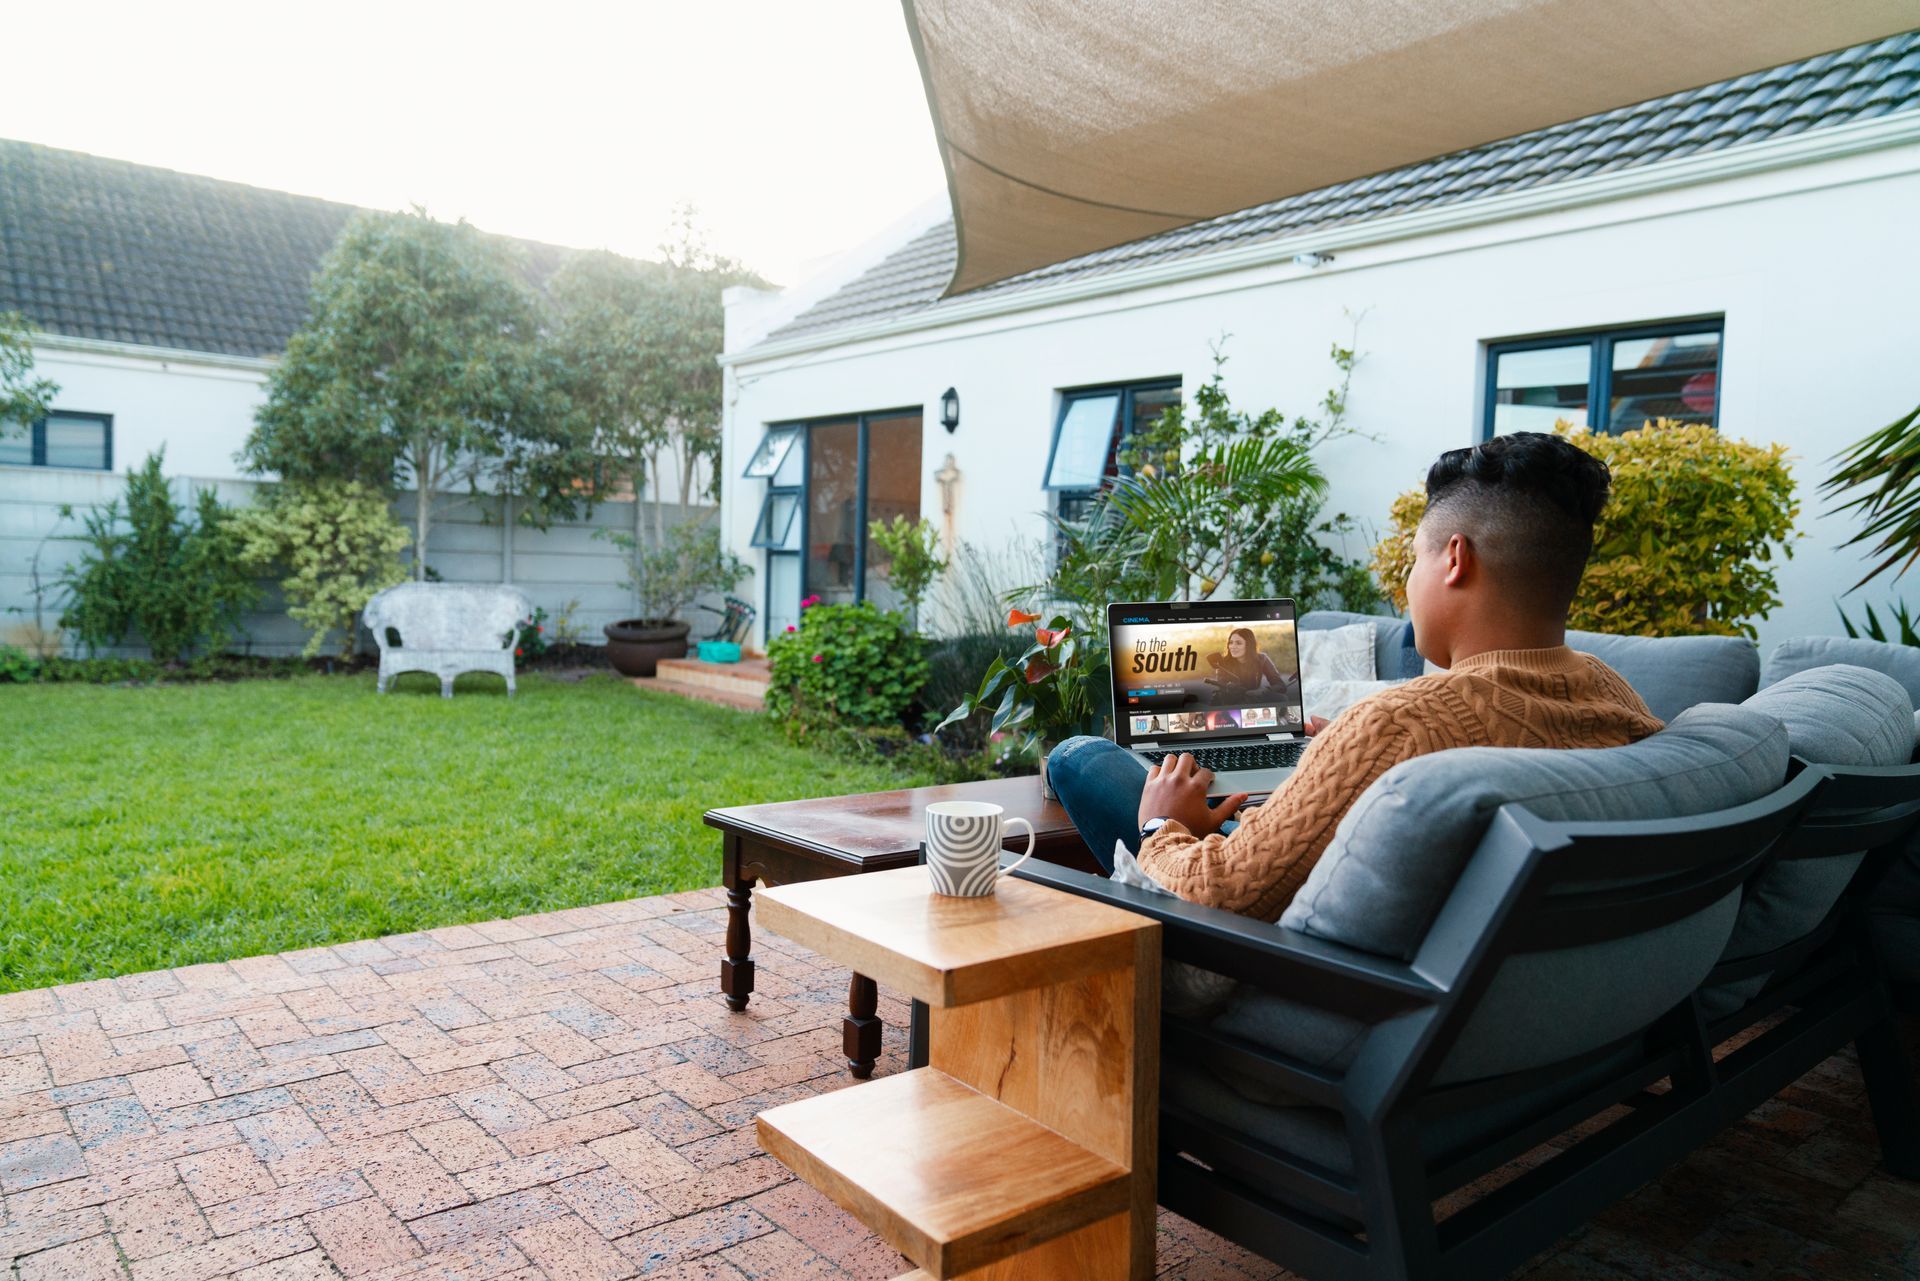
[655,657,772,699]
[632,674,766,713]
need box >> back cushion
[1691,667,1914,1018]
[1566,629,1760,722]
[1763,635,1920,710]
[1281,703,1790,961]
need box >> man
[1047,431,1665,922]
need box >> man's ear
[1442,533,1473,588]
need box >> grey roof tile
[0,140,615,358]
[761,29,1920,348]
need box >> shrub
[517,607,551,661]
[867,516,946,621]
[919,629,1034,748]
[233,480,410,658]
[1371,420,1798,639]
[766,601,929,731]
[0,644,39,683]
[599,522,750,623]
[59,453,258,662]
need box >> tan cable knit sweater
[1138,646,1664,921]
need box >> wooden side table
[704,776,1095,1078]
[752,865,1160,1280]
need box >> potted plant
[937,608,1111,796]
[599,522,751,677]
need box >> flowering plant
[935,607,1111,759]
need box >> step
[755,865,1148,1008]
[630,674,765,713]
[656,657,771,698]
[758,1068,1129,1279]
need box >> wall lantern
[940,387,960,433]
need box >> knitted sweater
[1137,646,1664,921]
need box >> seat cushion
[1299,610,1421,680]
[1695,666,1914,1018]
[1565,629,1760,722]
[1763,635,1920,708]
[1281,703,1790,960]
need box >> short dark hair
[1421,432,1612,612]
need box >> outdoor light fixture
[1292,252,1334,269]
[940,387,960,433]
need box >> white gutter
[723,109,1920,369]
[33,331,278,374]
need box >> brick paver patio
[0,888,1914,1280]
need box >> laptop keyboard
[1142,740,1307,772]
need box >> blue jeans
[1046,736,1242,873]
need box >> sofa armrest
[1010,857,1442,1021]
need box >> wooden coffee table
[703,776,1095,1078]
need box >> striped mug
[924,801,1035,897]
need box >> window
[0,411,113,470]
[1486,320,1721,439]
[751,407,924,629]
[1047,380,1179,526]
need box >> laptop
[1107,598,1309,797]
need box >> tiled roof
[0,141,578,359]
[763,31,1920,347]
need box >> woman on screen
[1206,628,1287,700]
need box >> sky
[0,0,948,287]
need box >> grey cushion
[1565,629,1760,722]
[1282,703,1790,960]
[1696,667,1916,1018]
[1299,609,1421,681]
[1763,635,1920,707]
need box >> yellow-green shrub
[234,481,410,657]
[1370,420,1798,638]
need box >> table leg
[845,973,882,1079]
[721,837,755,1012]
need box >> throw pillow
[1298,622,1375,683]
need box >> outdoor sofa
[1004,619,1920,1280]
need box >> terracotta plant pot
[603,618,691,678]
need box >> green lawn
[1,672,932,993]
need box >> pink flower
[811,654,825,663]
[785,624,797,632]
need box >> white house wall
[723,143,1920,655]
[33,341,272,479]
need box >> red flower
[536,626,543,633]
[1035,625,1069,646]
[785,624,797,632]
[1007,608,1041,627]
[515,648,523,657]
[811,653,825,663]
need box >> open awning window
[902,0,1914,294]
[751,490,802,551]
[1043,392,1122,491]
[741,426,800,480]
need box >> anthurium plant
[937,607,1112,760]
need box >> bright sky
[1,0,947,287]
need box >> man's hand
[1138,753,1248,838]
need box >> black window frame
[1047,378,1180,531]
[1482,318,1723,441]
[755,405,922,627]
[1,410,114,470]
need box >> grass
[0,672,934,993]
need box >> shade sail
[904,0,1918,296]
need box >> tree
[1,310,59,435]
[241,209,597,578]
[548,209,762,553]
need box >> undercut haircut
[1421,432,1612,614]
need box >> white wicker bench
[363,583,532,697]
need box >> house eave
[722,108,1920,370]
[32,331,280,374]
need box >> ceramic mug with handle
[924,800,1035,897]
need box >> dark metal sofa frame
[1003,761,1920,1281]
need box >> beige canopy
[904,0,1917,295]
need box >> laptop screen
[1108,600,1303,746]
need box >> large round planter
[603,619,691,678]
